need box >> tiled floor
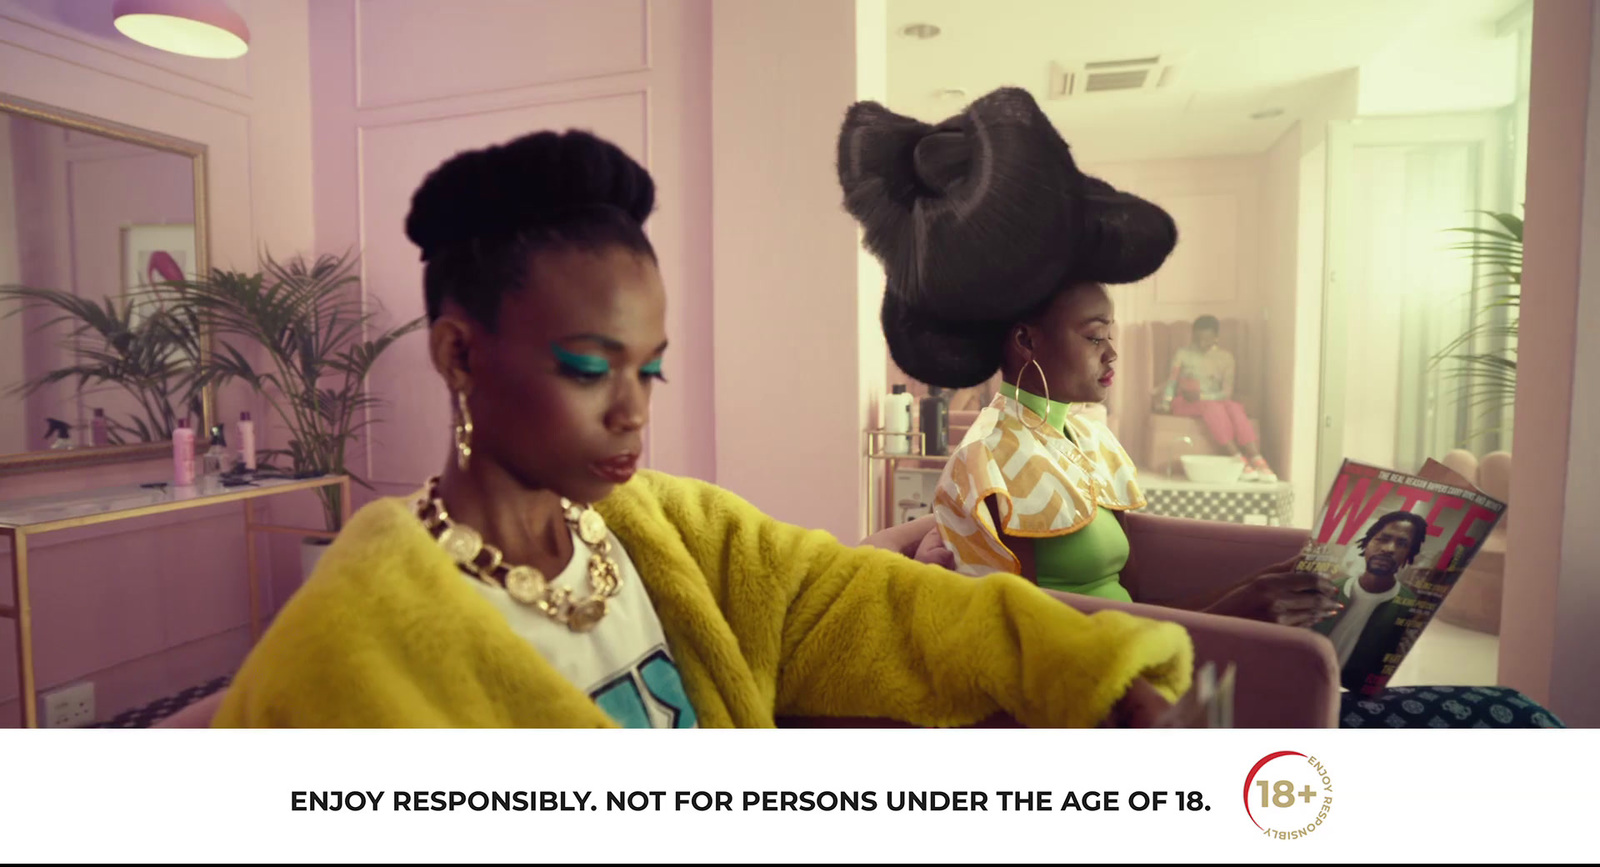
[89,676,229,728]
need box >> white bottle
[882,385,914,455]
[237,411,257,472]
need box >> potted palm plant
[0,282,205,444]
[1430,209,1522,443]
[178,250,423,571]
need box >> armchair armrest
[1122,511,1309,609]
[776,586,1340,729]
[1042,589,1339,728]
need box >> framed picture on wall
[120,222,196,326]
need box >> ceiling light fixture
[112,0,251,60]
[900,23,941,39]
[1250,108,1286,120]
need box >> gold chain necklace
[415,476,621,632]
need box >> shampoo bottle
[883,384,914,455]
[91,408,109,447]
[172,418,196,487]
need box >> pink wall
[1552,0,1600,725]
[1501,0,1599,725]
[1260,124,1302,499]
[0,0,315,726]
[712,0,884,543]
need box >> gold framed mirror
[0,92,213,476]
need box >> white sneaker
[1248,458,1278,483]
[1239,457,1259,482]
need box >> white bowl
[1180,454,1245,484]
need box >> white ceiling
[885,0,1526,163]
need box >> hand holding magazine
[1301,459,1507,695]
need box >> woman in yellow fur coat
[213,129,1192,729]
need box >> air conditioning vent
[1085,69,1149,91]
[1049,56,1178,99]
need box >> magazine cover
[1302,459,1507,695]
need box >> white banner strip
[0,728,1592,863]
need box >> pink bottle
[172,418,196,486]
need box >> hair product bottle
[919,386,949,456]
[883,384,914,455]
[237,411,257,471]
[172,418,196,487]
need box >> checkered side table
[1136,475,1294,526]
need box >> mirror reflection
[0,109,203,458]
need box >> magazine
[1301,459,1507,695]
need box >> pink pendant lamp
[112,0,250,59]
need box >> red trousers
[1170,396,1257,447]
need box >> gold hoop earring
[454,391,474,472]
[1010,358,1050,433]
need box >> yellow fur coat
[212,471,1191,727]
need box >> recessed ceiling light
[1250,108,1285,120]
[900,23,941,39]
[935,87,967,99]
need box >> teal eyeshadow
[552,344,609,375]
[641,358,663,375]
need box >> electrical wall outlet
[42,682,95,728]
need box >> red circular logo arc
[1243,750,1307,830]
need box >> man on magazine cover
[1326,511,1429,672]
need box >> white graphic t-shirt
[1327,574,1402,667]
[462,527,697,728]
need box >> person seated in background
[1156,315,1278,482]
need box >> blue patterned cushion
[1339,686,1565,728]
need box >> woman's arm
[1157,353,1184,409]
[666,481,1193,728]
[858,514,936,554]
[859,514,955,569]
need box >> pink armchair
[1111,511,1336,727]
[839,510,1339,728]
